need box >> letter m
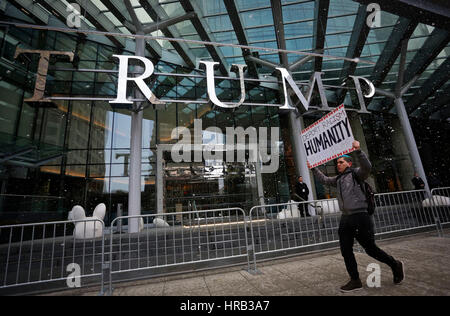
[276,68,329,113]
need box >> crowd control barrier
[0,219,105,295]
[1,188,449,295]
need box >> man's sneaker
[340,279,363,293]
[393,260,405,285]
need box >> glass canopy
[1,0,449,120]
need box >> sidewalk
[44,230,450,296]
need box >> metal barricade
[107,208,249,295]
[0,219,105,295]
[372,190,436,236]
[1,187,448,295]
[430,187,450,224]
[430,187,450,236]
[248,199,341,273]
[248,190,442,272]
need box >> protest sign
[301,104,355,169]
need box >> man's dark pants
[299,198,310,217]
[338,212,397,280]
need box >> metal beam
[381,28,450,111]
[403,57,450,114]
[0,147,34,163]
[313,0,330,72]
[352,0,450,31]
[7,0,47,25]
[102,0,161,59]
[335,4,371,104]
[412,90,450,119]
[72,0,125,49]
[370,17,418,87]
[247,55,280,70]
[33,0,82,27]
[139,0,196,68]
[289,54,316,72]
[14,0,90,45]
[223,0,259,78]
[430,104,450,121]
[141,10,196,34]
[179,0,229,75]
[270,0,288,67]
[404,29,450,82]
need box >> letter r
[110,55,164,105]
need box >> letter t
[14,48,74,104]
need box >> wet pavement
[43,230,450,296]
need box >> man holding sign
[310,129,404,292]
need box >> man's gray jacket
[313,150,372,216]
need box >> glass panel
[113,110,131,149]
[37,103,67,147]
[285,21,314,38]
[158,103,177,144]
[0,81,22,135]
[90,149,111,164]
[110,177,129,194]
[326,15,356,33]
[79,41,99,60]
[325,33,352,48]
[65,164,86,178]
[205,15,233,32]
[247,26,276,42]
[143,107,156,148]
[111,164,129,177]
[67,101,91,149]
[91,101,114,150]
[236,0,271,11]
[66,150,87,165]
[89,164,110,178]
[194,0,227,15]
[17,96,35,139]
[134,7,153,24]
[178,103,196,130]
[328,0,359,16]
[241,9,274,28]
[286,37,313,51]
[282,1,315,22]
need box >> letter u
[200,61,247,109]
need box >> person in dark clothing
[294,176,310,217]
[428,172,440,189]
[313,140,404,293]
[411,173,425,191]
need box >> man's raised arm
[352,141,372,181]
[313,168,338,187]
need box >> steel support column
[255,0,316,204]
[125,0,145,233]
[288,109,314,210]
[128,33,145,233]
[375,39,431,196]
[156,145,165,215]
[394,97,430,195]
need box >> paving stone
[39,231,450,296]
[163,277,207,294]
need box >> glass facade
[0,6,291,224]
[0,0,449,225]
